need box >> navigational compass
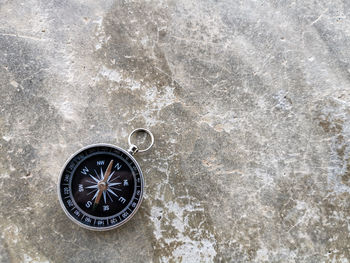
[57,128,154,231]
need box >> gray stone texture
[1,0,350,262]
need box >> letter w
[81,166,89,175]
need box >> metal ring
[128,128,154,153]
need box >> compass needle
[92,190,100,201]
[94,160,114,206]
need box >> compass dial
[58,144,143,231]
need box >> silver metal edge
[57,143,144,231]
[128,128,154,153]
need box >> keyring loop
[128,128,154,154]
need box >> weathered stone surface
[0,0,350,262]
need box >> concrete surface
[0,0,350,262]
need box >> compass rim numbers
[57,143,144,231]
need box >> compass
[57,128,154,231]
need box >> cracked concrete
[0,0,350,262]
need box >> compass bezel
[57,143,144,231]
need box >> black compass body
[58,144,143,231]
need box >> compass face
[58,144,144,231]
